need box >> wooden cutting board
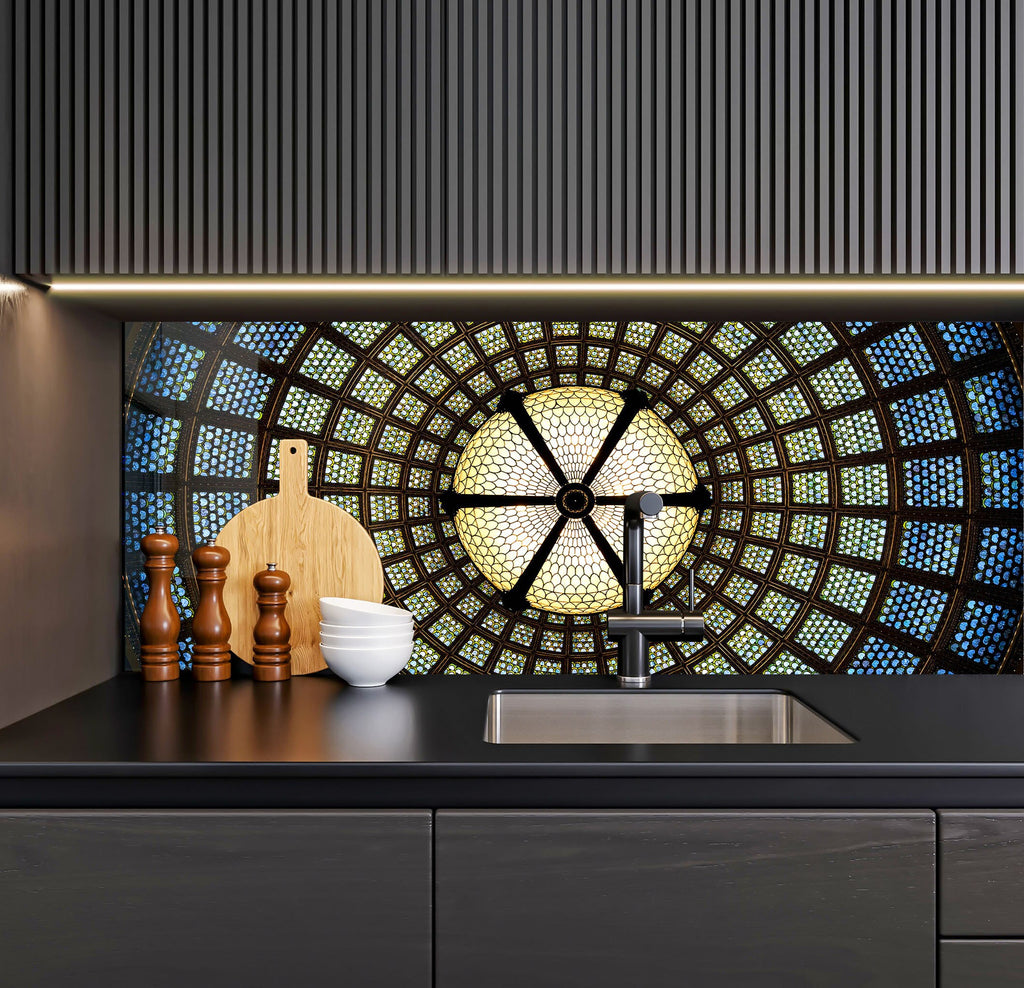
[216,439,384,675]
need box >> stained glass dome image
[449,386,708,614]
[123,319,1023,676]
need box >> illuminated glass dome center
[449,386,707,614]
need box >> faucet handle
[688,567,695,612]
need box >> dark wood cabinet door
[939,811,1024,937]
[437,810,935,988]
[0,811,431,988]
[940,941,1024,988]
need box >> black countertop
[0,673,1021,808]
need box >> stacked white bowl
[319,597,415,687]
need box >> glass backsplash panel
[122,320,1023,675]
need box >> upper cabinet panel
[10,0,1023,276]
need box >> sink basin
[484,690,854,744]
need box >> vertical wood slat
[7,0,1022,276]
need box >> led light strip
[47,277,1024,295]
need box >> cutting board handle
[279,439,309,503]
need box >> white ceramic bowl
[320,630,414,648]
[320,641,413,688]
[320,618,413,635]
[320,597,414,627]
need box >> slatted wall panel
[10,0,1023,275]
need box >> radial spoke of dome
[498,391,569,487]
[582,515,625,585]
[501,515,569,610]
[593,484,712,512]
[580,388,649,487]
[662,484,714,512]
[440,492,559,514]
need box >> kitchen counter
[0,673,1021,808]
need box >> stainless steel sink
[484,690,854,744]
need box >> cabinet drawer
[940,941,1024,988]
[939,812,1024,936]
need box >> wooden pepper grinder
[191,540,232,682]
[252,563,291,681]
[139,526,181,681]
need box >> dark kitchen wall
[0,285,122,728]
[10,0,1022,276]
[1,0,13,275]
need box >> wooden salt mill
[139,527,181,681]
[191,540,232,682]
[252,563,291,681]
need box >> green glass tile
[394,392,428,424]
[615,351,641,375]
[740,543,775,573]
[411,321,458,347]
[766,385,811,426]
[719,509,743,531]
[836,516,888,561]
[370,458,402,487]
[810,358,866,409]
[791,470,830,505]
[642,362,670,388]
[688,399,716,425]
[841,464,889,506]
[372,528,407,557]
[587,321,618,339]
[711,322,757,359]
[377,334,425,375]
[385,558,418,590]
[724,574,758,606]
[333,408,375,444]
[687,350,724,385]
[776,552,820,591]
[512,321,545,342]
[468,370,495,395]
[474,324,510,355]
[830,409,884,457]
[678,320,709,336]
[124,410,181,473]
[720,480,744,502]
[324,449,363,485]
[206,360,273,418]
[820,563,876,612]
[732,406,768,436]
[778,321,836,365]
[321,492,361,518]
[233,322,305,362]
[667,378,696,405]
[625,321,657,346]
[277,387,332,434]
[726,625,772,662]
[300,339,355,390]
[749,511,782,540]
[332,321,389,348]
[763,653,817,674]
[427,613,465,646]
[495,650,527,674]
[712,376,750,409]
[697,562,724,586]
[788,513,829,549]
[745,441,779,470]
[795,610,853,664]
[658,330,692,363]
[710,535,737,559]
[705,424,729,448]
[716,452,741,475]
[704,602,739,633]
[349,369,396,408]
[413,365,452,398]
[783,426,825,464]
[136,336,205,400]
[193,424,252,478]
[741,347,789,389]
[752,476,783,502]
[692,653,739,675]
[459,634,493,667]
[551,320,580,336]
[407,467,432,488]
[755,589,801,630]
[370,495,400,523]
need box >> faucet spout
[608,490,705,688]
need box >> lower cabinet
[0,811,432,988]
[436,810,936,988]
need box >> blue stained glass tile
[897,521,961,578]
[903,456,963,508]
[878,581,948,641]
[963,367,1023,434]
[974,527,1023,588]
[979,449,1023,509]
[191,491,252,544]
[949,599,1021,670]
[232,322,305,363]
[889,388,958,446]
[206,360,274,419]
[136,337,205,399]
[193,425,256,478]
[864,326,936,387]
[124,491,175,550]
[845,638,921,675]
[939,321,1004,361]
[124,408,181,473]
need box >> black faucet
[606,491,704,688]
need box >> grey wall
[1,0,13,275]
[10,0,1022,277]
[0,286,121,727]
